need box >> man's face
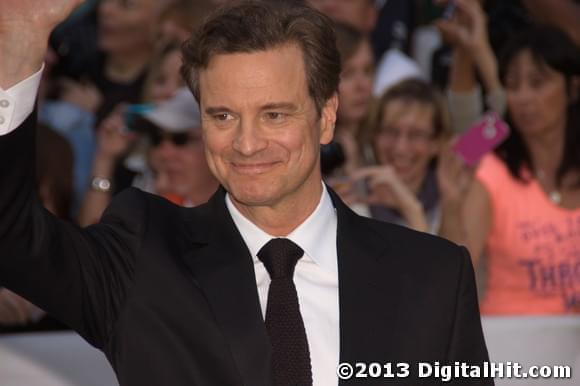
[198,44,337,210]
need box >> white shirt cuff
[0,65,44,135]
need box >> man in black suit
[0,0,492,385]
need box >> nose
[356,73,373,95]
[510,83,535,107]
[157,138,179,160]
[391,132,411,156]
[232,118,268,156]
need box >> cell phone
[452,111,510,166]
[124,104,154,131]
[442,0,457,20]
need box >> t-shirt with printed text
[476,154,580,315]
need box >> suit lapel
[180,188,272,386]
[179,186,407,385]
[328,189,406,377]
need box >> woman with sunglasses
[141,90,218,207]
[78,89,218,226]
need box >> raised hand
[326,176,361,207]
[96,106,138,162]
[351,165,429,232]
[435,0,488,55]
[0,0,84,88]
[60,78,103,113]
[436,140,474,206]
[435,0,501,94]
[0,0,83,33]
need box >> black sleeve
[445,246,494,385]
[0,112,145,349]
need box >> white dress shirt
[2,68,342,385]
[226,186,340,386]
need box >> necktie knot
[257,238,304,279]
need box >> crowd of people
[1,0,579,331]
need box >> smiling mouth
[392,162,414,174]
[231,161,280,175]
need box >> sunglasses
[149,131,199,147]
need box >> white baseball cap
[143,87,201,132]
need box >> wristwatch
[91,177,112,193]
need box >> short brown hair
[180,0,341,114]
[368,78,452,142]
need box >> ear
[320,93,339,145]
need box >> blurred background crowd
[1,0,579,332]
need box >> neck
[524,123,565,176]
[231,180,323,237]
[105,49,152,83]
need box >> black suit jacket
[0,113,492,385]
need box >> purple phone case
[452,112,510,166]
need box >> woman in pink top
[445,25,580,315]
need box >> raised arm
[0,111,145,347]
[0,0,145,348]
[436,0,505,133]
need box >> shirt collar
[225,183,338,274]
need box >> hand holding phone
[123,103,154,132]
[442,0,456,19]
[452,111,510,166]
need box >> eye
[408,130,432,142]
[529,76,545,89]
[265,112,285,121]
[504,79,516,90]
[213,112,234,121]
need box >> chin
[227,181,280,207]
[229,190,279,208]
[393,167,414,183]
[97,38,115,53]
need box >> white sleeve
[0,66,44,135]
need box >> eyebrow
[204,106,233,115]
[204,102,298,116]
[260,102,298,111]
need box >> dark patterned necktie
[257,238,313,386]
